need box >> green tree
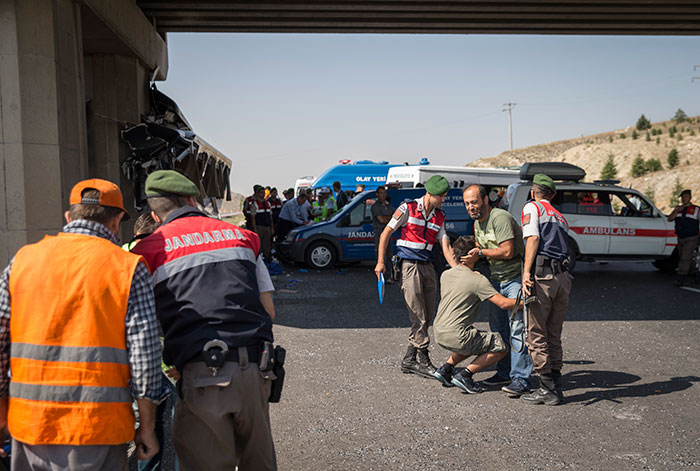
[608,135,613,143]
[656,137,660,145]
[669,177,683,207]
[645,131,651,141]
[636,114,652,130]
[619,133,626,139]
[673,108,688,123]
[645,158,662,172]
[667,148,679,168]
[632,130,639,140]
[631,156,647,177]
[645,187,656,204]
[600,154,618,180]
[677,133,683,141]
[669,126,676,138]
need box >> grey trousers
[11,441,128,471]
[677,235,699,276]
[526,272,573,375]
[256,225,272,261]
[172,358,277,471]
[400,260,437,349]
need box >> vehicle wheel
[567,239,578,273]
[652,248,678,273]
[305,241,336,269]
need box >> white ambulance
[503,163,678,271]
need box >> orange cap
[69,179,130,220]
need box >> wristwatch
[478,248,483,257]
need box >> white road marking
[680,286,700,294]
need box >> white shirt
[255,254,275,293]
[521,199,548,239]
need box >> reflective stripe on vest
[313,197,336,222]
[9,233,140,445]
[396,201,445,261]
[531,200,570,260]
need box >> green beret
[425,175,450,195]
[533,173,556,193]
[145,170,200,197]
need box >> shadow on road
[562,368,700,405]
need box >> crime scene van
[386,165,520,189]
[279,179,513,269]
[309,160,405,193]
[503,162,678,272]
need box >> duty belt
[192,345,260,364]
[536,255,569,275]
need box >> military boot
[415,348,437,378]
[551,369,565,403]
[520,375,561,406]
[400,346,418,374]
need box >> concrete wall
[0,0,88,264]
[0,0,168,266]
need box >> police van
[503,162,678,271]
[279,173,515,269]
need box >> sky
[158,33,700,196]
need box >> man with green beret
[375,175,458,378]
[133,170,278,470]
[519,173,573,405]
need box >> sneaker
[451,373,483,394]
[481,373,510,386]
[501,379,530,397]
[433,365,454,387]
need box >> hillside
[470,117,700,213]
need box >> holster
[269,345,286,403]
[391,255,402,281]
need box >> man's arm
[667,205,683,222]
[487,293,521,311]
[522,236,539,296]
[125,263,163,462]
[440,236,458,267]
[0,262,12,457]
[468,239,515,261]
[374,225,396,279]
[255,254,275,319]
[260,291,275,319]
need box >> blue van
[278,188,473,269]
[310,159,430,192]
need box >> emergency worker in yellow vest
[0,179,163,470]
[375,175,458,378]
[122,212,159,251]
[312,187,336,222]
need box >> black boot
[401,346,418,374]
[416,348,437,377]
[521,374,561,406]
[551,369,565,403]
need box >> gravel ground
[268,260,700,471]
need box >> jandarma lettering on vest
[164,229,247,252]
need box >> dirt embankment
[469,117,700,213]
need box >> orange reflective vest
[8,232,142,445]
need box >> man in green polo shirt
[462,184,532,397]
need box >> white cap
[319,187,332,194]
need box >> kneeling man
[433,236,521,394]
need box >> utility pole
[502,102,516,151]
[693,65,700,82]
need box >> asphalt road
[268,260,700,470]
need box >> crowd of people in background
[242,182,370,262]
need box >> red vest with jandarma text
[132,208,274,371]
[8,233,142,445]
[396,200,446,262]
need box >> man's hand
[460,247,480,265]
[164,367,180,382]
[522,272,534,296]
[134,425,159,462]
[374,262,385,280]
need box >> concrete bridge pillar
[0,0,88,264]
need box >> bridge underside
[138,1,700,35]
